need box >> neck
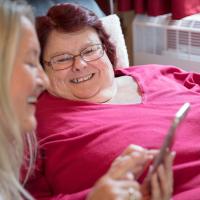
[98,80,118,103]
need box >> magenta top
[26,65,200,200]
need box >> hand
[108,144,155,179]
[142,151,175,200]
[87,176,141,200]
[87,145,154,200]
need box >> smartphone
[149,102,190,175]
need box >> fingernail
[131,144,144,151]
[171,151,176,157]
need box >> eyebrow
[48,42,102,58]
[28,48,40,58]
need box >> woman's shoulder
[114,65,188,84]
[115,64,184,75]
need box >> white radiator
[132,13,200,72]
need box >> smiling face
[10,16,48,133]
[43,27,116,103]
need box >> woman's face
[43,27,115,102]
[10,16,48,133]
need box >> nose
[36,65,49,93]
[71,55,87,72]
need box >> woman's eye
[84,49,95,55]
[28,63,37,68]
[58,58,69,63]
[57,56,73,63]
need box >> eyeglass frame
[43,43,105,71]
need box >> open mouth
[27,96,38,105]
[70,73,95,84]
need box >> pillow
[100,14,129,67]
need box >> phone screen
[149,102,190,175]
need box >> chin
[73,88,99,100]
[22,116,37,133]
[74,94,96,101]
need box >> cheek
[89,61,107,74]
[16,91,37,133]
[12,83,30,113]
[96,54,113,69]
[11,95,27,131]
[46,68,67,82]
[10,83,27,110]
[12,67,36,97]
[47,70,70,93]
[95,56,114,77]
[11,76,36,120]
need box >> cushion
[100,14,129,67]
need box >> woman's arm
[25,145,174,200]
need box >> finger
[157,165,173,199]
[121,145,156,160]
[164,151,176,171]
[129,151,153,167]
[108,154,137,179]
[116,180,142,200]
[104,179,142,199]
[163,152,175,185]
[109,152,151,179]
[150,172,161,200]
[115,145,155,168]
[121,180,141,191]
[87,177,128,200]
[147,149,159,156]
[121,144,146,156]
[126,187,142,200]
[157,164,166,194]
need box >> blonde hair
[0,0,36,199]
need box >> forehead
[45,27,101,55]
[19,16,40,55]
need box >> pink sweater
[26,65,200,200]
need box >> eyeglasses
[43,44,105,71]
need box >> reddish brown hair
[36,3,117,67]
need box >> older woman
[25,3,200,200]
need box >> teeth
[71,74,93,83]
[27,96,37,104]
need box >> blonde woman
[0,0,48,199]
